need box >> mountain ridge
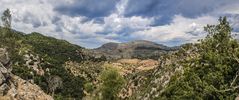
[92,40,179,60]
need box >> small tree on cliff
[1,9,12,38]
[1,9,11,29]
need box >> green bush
[84,82,94,93]
[99,67,125,100]
[161,17,239,99]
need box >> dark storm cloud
[54,0,118,18]
[125,0,220,17]
[124,0,236,25]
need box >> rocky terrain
[0,28,89,99]
[92,40,179,60]
[64,52,187,100]
[0,48,53,100]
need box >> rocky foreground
[0,48,53,100]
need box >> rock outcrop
[23,53,45,76]
[0,48,53,100]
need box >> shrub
[99,67,125,100]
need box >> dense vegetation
[0,9,90,99]
[160,17,239,99]
[0,27,88,99]
[99,66,125,100]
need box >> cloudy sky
[0,0,239,48]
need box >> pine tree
[1,9,12,29]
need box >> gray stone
[0,63,8,74]
[0,48,10,65]
[0,72,6,85]
[0,83,8,96]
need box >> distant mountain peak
[92,40,178,59]
[100,42,119,50]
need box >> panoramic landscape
[1,0,239,100]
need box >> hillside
[0,27,94,99]
[0,48,53,100]
[92,40,179,60]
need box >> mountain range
[92,40,179,59]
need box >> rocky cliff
[0,48,53,100]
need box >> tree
[99,67,125,100]
[47,75,63,97]
[1,9,12,38]
[161,17,239,99]
[1,9,11,29]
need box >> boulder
[0,83,8,96]
[0,48,10,65]
[0,72,6,85]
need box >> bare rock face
[0,48,10,66]
[0,48,11,96]
[23,53,45,76]
[7,75,53,100]
[0,48,53,100]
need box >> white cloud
[116,0,128,15]
[59,15,103,35]
[103,14,154,33]
[131,15,218,45]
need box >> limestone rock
[0,48,10,65]
[0,72,6,85]
[0,48,53,100]
[7,75,53,100]
[0,83,8,96]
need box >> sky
[0,0,239,48]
